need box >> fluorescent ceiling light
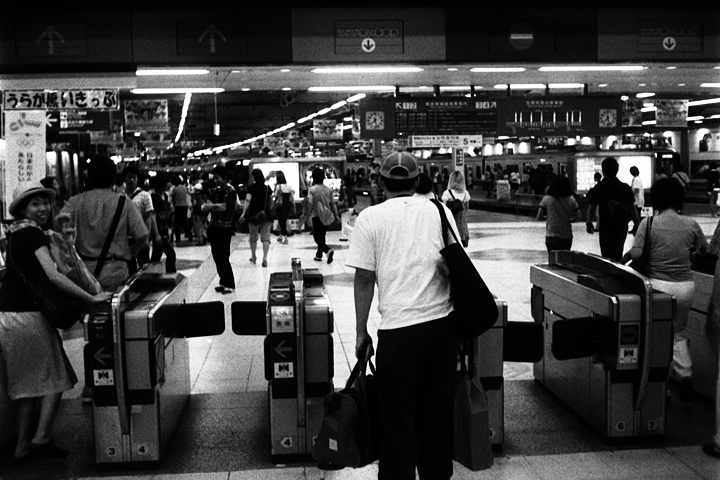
[311,67,423,74]
[686,116,704,121]
[331,100,348,109]
[636,92,655,98]
[442,86,471,91]
[642,120,657,125]
[132,88,224,94]
[687,98,720,106]
[701,83,720,88]
[470,67,525,72]
[549,83,584,89]
[539,65,645,71]
[136,69,209,76]
[308,86,396,92]
[666,66,677,69]
[495,83,546,89]
[346,93,367,102]
[640,107,657,112]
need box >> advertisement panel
[123,99,169,132]
[655,99,688,127]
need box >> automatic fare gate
[232,258,333,463]
[84,262,225,465]
[530,250,674,439]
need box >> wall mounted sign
[654,99,688,127]
[123,99,169,132]
[395,97,498,135]
[3,89,119,110]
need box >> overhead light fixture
[494,83,546,89]
[331,100,348,109]
[642,120,657,125]
[442,86,471,91]
[470,67,525,72]
[678,83,686,87]
[447,68,459,72]
[317,107,332,115]
[687,98,720,106]
[636,92,655,98]
[686,116,704,121]
[621,95,629,101]
[311,67,423,73]
[241,88,250,91]
[640,106,657,112]
[539,65,645,71]
[598,84,608,87]
[308,86,395,92]
[174,92,192,143]
[282,87,292,91]
[701,83,720,88]
[666,66,677,70]
[131,88,224,94]
[136,69,209,76]
[549,83,585,89]
[346,93,367,102]
[280,69,291,72]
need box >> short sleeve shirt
[539,195,579,240]
[61,189,148,261]
[346,196,456,330]
[440,189,470,208]
[586,177,636,232]
[246,183,271,217]
[631,176,644,208]
[632,211,707,282]
[208,184,237,230]
[0,224,50,311]
[128,188,154,219]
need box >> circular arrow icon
[663,36,676,51]
[362,38,376,53]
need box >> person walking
[585,157,640,262]
[123,165,160,274]
[191,181,209,246]
[630,166,644,220]
[537,175,579,262]
[148,175,177,274]
[239,168,272,268]
[621,178,709,403]
[170,176,191,243]
[202,165,237,291]
[0,182,112,463]
[441,170,471,248]
[306,167,338,263]
[347,150,460,480]
[272,172,296,245]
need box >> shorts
[249,221,271,243]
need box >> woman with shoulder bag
[272,172,296,245]
[0,182,112,463]
[307,167,338,263]
[441,170,471,247]
[621,178,709,403]
[536,175,579,262]
[239,169,272,267]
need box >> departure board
[394,97,498,135]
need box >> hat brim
[9,187,56,218]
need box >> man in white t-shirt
[123,165,160,273]
[347,151,461,480]
[630,165,645,219]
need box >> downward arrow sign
[663,37,676,51]
[362,38,376,53]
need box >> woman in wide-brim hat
[0,181,112,463]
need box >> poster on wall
[312,119,344,147]
[123,99,169,132]
[3,111,48,218]
[655,99,688,127]
[623,99,644,127]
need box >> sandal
[249,257,257,264]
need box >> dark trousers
[375,316,459,480]
[128,245,151,275]
[278,217,289,236]
[545,236,572,262]
[150,236,177,273]
[312,217,331,258]
[599,229,627,262]
[209,227,234,288]
[173,206,190,241]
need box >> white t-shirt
[346,196,458,330]
[128,188,154,219]
[631,176,644,208]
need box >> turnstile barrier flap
[157,301,225,338]
[231,301,268,336]
[551,316,613,361]
[503,321,544,363]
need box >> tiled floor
[4,196,720,479]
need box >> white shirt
[128,188,154,219]
[631,176,644,208]
[346,196,459,330]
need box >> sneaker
[314,256,323,262]
[249,257,257,264]
[282,238,289,245]
[277,237,283,243]
[327,249,334,264]
[214,285,225,292]
[262,260,268,267]
[220,287,235,294]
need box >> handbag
[431,199,498,340]
[249,186,270,225]
[628,216,652,276]
[453,342,494,471]
[446,190,464,214]
[313,348,380,469]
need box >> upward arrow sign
[199,24,227,53]
[37,25,65,55]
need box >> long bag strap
[94,195,126,277]
[641,216,652,263]
[430,198,458,247]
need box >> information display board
[395,98,498,135]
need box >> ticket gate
[679,269,718,400]
[85,262,225,465]
[530,251,674,439]
[232,258,334,463]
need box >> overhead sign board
[292,8,445,62]
[395,97,498,135]
[410,135,483,148]
[3,89,119,111]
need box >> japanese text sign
[3,89,119,110]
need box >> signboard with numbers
[395,97,498,135]
[3,89,119,110]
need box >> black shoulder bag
[431,199,498,340]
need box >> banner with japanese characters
[3,89,119,110]
[3,111,48,218]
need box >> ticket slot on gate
[86,262,226,465]
[531,251,674,440]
